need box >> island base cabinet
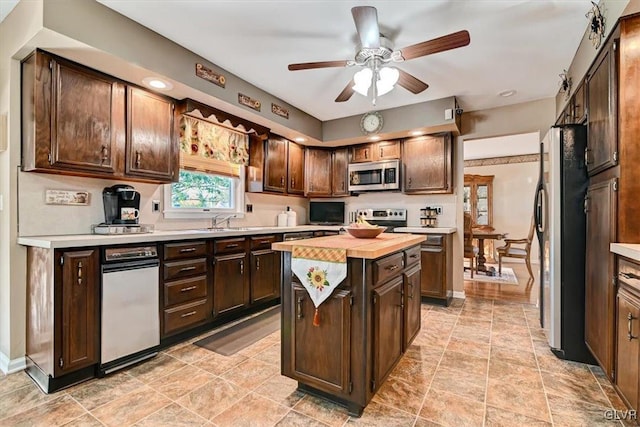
[372,277,404,391]
[419,234,453,306]
[616,289,640,412]
[403,265,421,350]
[288,285,352,396]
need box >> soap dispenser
[277,211,288,227]
[286,206,297,227]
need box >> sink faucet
[211,214,236,229]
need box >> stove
[354,208,407,232]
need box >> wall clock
[360,111,383,135]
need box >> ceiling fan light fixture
[353,68,373,96]
[376,67,399,96]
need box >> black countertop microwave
[309,201,345,225]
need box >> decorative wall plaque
[238,93,261,111]
[271,103,289,119]
[45,189,90,206]
[195,63,226,88]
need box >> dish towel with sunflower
[291,246,347,327]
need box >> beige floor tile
[484,405,551,426]
[220,358,280,390]
[238,337,279,357]
[252,343,281,365]
[0,394,86,427]
[540,370,610,407]
[194,352,249,376]
[450,324,491,343]
[546,394,620,426]
[90,385,171,427]
[413,417,446,427]
[293,395,350,427]
[177,378,248,421]
[346,400,417,426]
[0,371,34,396]
[419,389,484,427]
[446,337,491,359]
[275,410,330,427]
[601,384,629,411]
[125,353,188,383]
[486,378,550,422]
[491,329,533,352]
[371,375,427,414]
[60,413,103,427]
[403,344,445,364]
[438,349,488,376]
[455,316,492,329]
[254,375,305,408]
[67,371,145,411]
[389,357,437,388]
[213,392,290,427]
[430,366,486,403]
[490,345,537,368]
[133,403,207,426]
[536,350,598,382]
[147,364,215,400]
[166,344,216,364]
[0,382,57,420]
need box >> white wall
[464,161,540,264]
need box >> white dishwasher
[100,245,160,375]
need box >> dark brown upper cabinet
[350,140,400,163]
[402,134,453,194]
[262,136,305,195]
[331,148,349,197]
[305,147,332,197]
[287,141,305,195]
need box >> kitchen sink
[192,226,270,232]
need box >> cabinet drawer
[164,241,207,260]
[405,246,421,268]
[215,237,247,254]
[423,235,444,246]
[251,235,277,250]
[374,253,405,286]
[619,257,640,294]
[164,258,207,280]
[164,275,207,307]
[163,299,208,335]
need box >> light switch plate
[152,200,160,212]
[445,109,453,120]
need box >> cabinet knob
[101,145,109,163]
[408,177,412,188]
[135,151,142,168]
[280,176,285,187]
[77,261,83,286]
[256,257,260,271]
[380,148,383,158]
[240,260,244,275]
[291,177,295,188]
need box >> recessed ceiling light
[142,77,173,90]
[410,130,423,136]
[294,137,306,143]
[369,135,381,141]
[498,90,516,97]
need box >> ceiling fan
[288,6,470,105]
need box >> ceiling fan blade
[288,60,349,71]
[399,30,470,61]
[335,79,355,102]
[352,6,380,49]
[397,69,429,94]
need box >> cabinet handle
[179,247,197,253]
[408,177,412,188]
[180,311,197,318]
[620,272,640,280]
[409,254,418,259]
[364,150,368,159]
[380,148,383,158]
[101,145,108,163]
[180,285,197,292]
[341,181,345,191]
[291,177,295,188]
[240,260,244,275]
[135,151,141,168]
[584,147,590,165]
[296,297,304,319]
[256,258,260,271]
[179,266,196,273]
[226,243,239,248]
[259,240,271,244]
[77,261,83,285]
[584,197,589,214]
[385,265,400,271]
[628,312,637,341]
[281,176,285,187]
[408,282,414,299]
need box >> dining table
[465,228,507,274]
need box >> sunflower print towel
[291,246,347,326]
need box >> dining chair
[463,212,478,278]
[496,216,535,283]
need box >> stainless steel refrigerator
[534,124,595,363]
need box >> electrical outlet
[152,200,160,212]
[246,204,253,212]
[432,205,443,215]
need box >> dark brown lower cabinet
[250,249,280,304]
[291,285,352,395]
[372,276,404,390]
[213,252,250,317]
[419,234,453,305]
[403,265,421,350]
[616,288,639,411]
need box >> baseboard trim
[0,351,26,374]
[453,291,466,299]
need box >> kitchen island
[272,233,425,416]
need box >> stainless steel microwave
[348,159,400,192]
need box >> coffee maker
[102,185,141,225]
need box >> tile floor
[0,265,633,427]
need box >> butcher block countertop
[272,233,426,259]
[611,243,640,262]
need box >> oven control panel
[356,208,407,221]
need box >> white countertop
[611,243,640,262]
[393,227,457,235]
[17,225,342,249]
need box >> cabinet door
[585,177,617,376]
[420,244,445,298]
[305,148,332,197]
[213,252,249,316]
[126,87,176,182]
[573,81,586,123]
[587,39,618,175]
[372,276,403,390]
[403,265,421,350]
[264,137,287,192]
[57,249,99,375]
[403,134,452,193]
[351,145,372,163]
[377,141,400,160]
[291,285,352,395]
[287,141,305,195]
[250,249,280,304]
[616,290,640,411]
[331,148,349,196]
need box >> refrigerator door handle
[534,186,545,234]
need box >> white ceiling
[95,0,593,121]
